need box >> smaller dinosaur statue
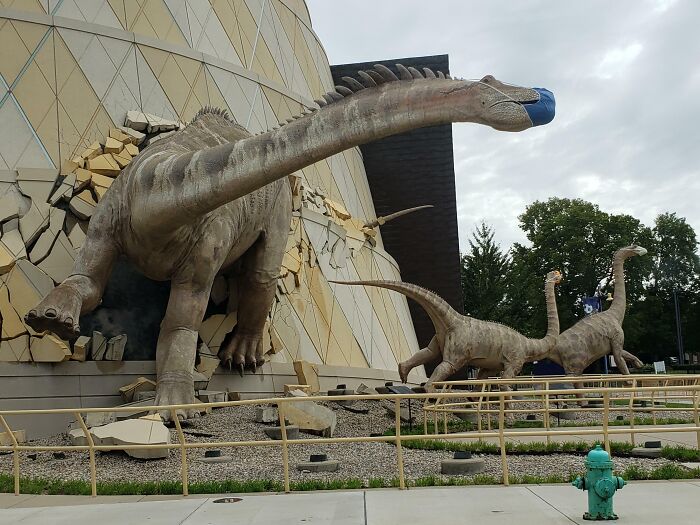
[547,245,646,375]
[331,270,562,387]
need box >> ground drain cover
[213,497,243,504]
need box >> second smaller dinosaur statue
[331,270,562,387]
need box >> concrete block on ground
[197,390,227,403]
[264,425,299,440]
[631,447,662,458]
[255,406,278,424]
[297,459,340,472]
[441,457,485,475]
[69,190,97,220]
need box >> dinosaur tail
[329,279,461,332]
[363,205,433,229]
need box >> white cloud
[595,43,643,79]
[306,0,700,251]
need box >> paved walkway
[454,423,699,448]
[1,481,699,524]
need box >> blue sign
[582,296,601,316]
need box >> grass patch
[2,462,699,496]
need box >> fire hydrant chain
[572,445,626,520]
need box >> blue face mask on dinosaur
[523,88,555,127]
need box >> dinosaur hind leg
[398,336,440,383]
[219,196,290,373]
[25,221,118,340]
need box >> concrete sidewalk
[461,423,699,448]
[1,481,699,524]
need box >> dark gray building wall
[331,55,464,357]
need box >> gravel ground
[0,399,684,486]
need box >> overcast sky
[305,0,700,251]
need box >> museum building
[0,0,462,435]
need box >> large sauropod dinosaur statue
[25,66,555,419]
[331,270,562,387]
[547,245,646,375]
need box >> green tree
[505,198,653,343]
[630,213,700,362]
[460,223,510,321]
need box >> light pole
[672,288,684,365]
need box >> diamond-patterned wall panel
[0,1,425,379]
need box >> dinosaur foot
[218,333,265,375]
[398,361,410,383]
[155,379,201,422]
[24,283,81,340]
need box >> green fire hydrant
[572,445,626,520]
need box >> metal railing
[0,376,699,497]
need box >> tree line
[460,197,699,366]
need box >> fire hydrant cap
[585,445,613,467]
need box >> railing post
[628,379,637,446]
[694,386,700,451]
[499,396,509,486]
[544,381,551,445]
[171,409,189,497]
[477,386,484,432]
[278,403,291,493]
[395,398,406,490]
[0,415,20,496]
[651,381,657,425]
[74,412,97,497]
[603,391,611,455]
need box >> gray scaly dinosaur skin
[25,66,554,420]
[547,245,647,375]
[332,271,562,388]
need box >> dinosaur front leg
[424,361,458,391]
[398,336,440,382]
[155,281,212,421]
[611,335,631,375]
[622,349,644,369]
[25,215,118,339]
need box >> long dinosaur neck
[330,280,461,334]
[544,278,559,339]
[520,278,559,362]
[147,78,484,228]
[608,250,629,323]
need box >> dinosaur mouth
[522,88,555,126]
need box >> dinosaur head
[469,75,555,131]
[546,270,563,285]
[619,245,648,259]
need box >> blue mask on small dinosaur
[523,88,555,127]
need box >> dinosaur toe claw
[238,364,244,378]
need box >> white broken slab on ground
[284,397,337,437]
[69,414,170,459]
